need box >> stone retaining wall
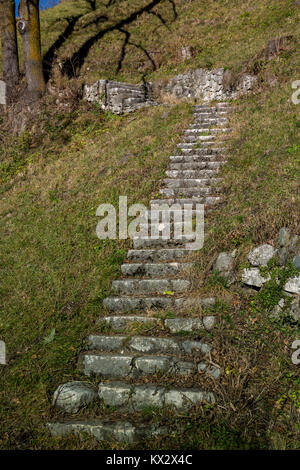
[164,67,257,102]
[83,79,156,114]
[83,68,257,114]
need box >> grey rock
[112,279,190,294]
[242,268,271,288]
[278,227,290,247]
[165,316,215,333]
[198,363,221,379]
[292,254,300,269]
[103,296,173,312]
[289,235,299,254]
[284,276,300,295]
[82,354,133,378]
[289,297,300,322]
[276,247,289,266]
[53,382,97,413]
[103,316,158,330]
[98,382,132,407]
[48,420,164,444]
[164,388,215,409]
[172,360,197,375]
[131,385,165,410]
[248,244,276,267]
[214,252,235,272]
[135,356,171,375]
[129,337,180,354]
[182,340,212,354]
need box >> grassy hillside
[38,0,299,84]
[1,0,299,84]
[0,0,299,450]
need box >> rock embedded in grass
[242,268,271,288]
[214,252,235,272]
[289,297,300,322]
[53,381,97,414]
[284,276,300,295]
[248,244,276,267]
[292,254,300,269]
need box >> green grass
[0,101,192,449]
[1,0,299,85]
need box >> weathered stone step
[132,235,195,249]
[87,335,212,355]
[170,153,225,161]
[102,314,216,331]
[179,147,227,155]
[191,118,228,126]
[121,262,193,277]
[185,128,231,134]
[111,279,191,295]
[166,169,218,178]
[139,218,205,233]
[169,161,226,170]
[48,420,165,444]
[80,353,220,379]
[103,296,173,311]
[127,248,193,262]
[98,382,216,411]
[163,178,220,187]
[160,187,218,197]
[143,208,205,222]
[151,197,221,207]
[193,111,228,116]
[184,135,217,143]
[177,142,216,150]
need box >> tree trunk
[0,0,19,96]
[18,0,45,100]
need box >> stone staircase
[48,102,233,444]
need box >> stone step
[166,169,218,178]
[185,128,231,134]
[184,135,217,142]
[121,262,193,277]
[111,279,191,295]
[103,295,216,314]
[170,153,225,161]
[80,353,219,379]
[163,178,220,187]
[48,420,165,444]
[169,161,226,170]
[193,111,228,116]
[98,382,216,411]
[87,335,212,355]
[151,197,221,207]
[143,208,205,221]
[127,248,194,262]
[191,118,228,125]
[160,187,218,197]
[183,136,224,144]
[134,222,205,240]
[132,235,195,249]
[102,314,216,331]
[179,147,227,155]
[177,142,216,149]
